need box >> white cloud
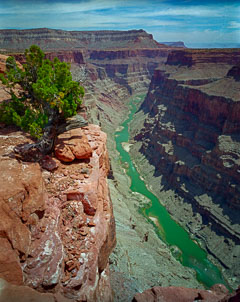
[128,6,225,18]
[152,29,240,44]
[0,1,115,15]
[228,21,240,28]
[0,0,143,15]
[0,11,180,30]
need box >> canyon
[0,28,239,301]
[130,48,240,290]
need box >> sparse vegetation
[0,45,84,156]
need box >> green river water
[115,96,229,289]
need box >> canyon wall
[130,48,240,288]
[3,29,173,97]
[166,49,240,66]
[0,28,165,51]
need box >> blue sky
[0,0,239,47]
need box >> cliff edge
[0,114,116,301]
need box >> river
[115,95,229,289]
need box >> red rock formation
[0,54,8,74]
[132,285,231,302]
[89,49,169,61]
[55,128,93,162]
[139,69,240,208]
[0,278,71,302]
[45,51,85,64]
[0,129,46,285]
[166,49,240,66]
[87,48,170,95]
[0,124,116,301]
[144,69,240,133]
[0,53,22,74]
[12,51,85,66]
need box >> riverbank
[129,107,238,290]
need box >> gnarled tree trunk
[14,114,88,162]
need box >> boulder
[55,128,92,162]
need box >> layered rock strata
[0,28,164,51]
[0,29,175,96]
[0,121,116,301]
[130,49,240,288]
[166,49,240,66]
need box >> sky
[0,0,240,47]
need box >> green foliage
[0,45,84,138]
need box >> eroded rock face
[0,124,116,301]
[166,49,240,66]
[55,128,93,162]
[132,285,230,302]
[131,49,240,288]
[0,28,163,51]
[0,130,46,285]
[0,54,9,74]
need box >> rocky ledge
[133,284,240,302]
[0,123,116,302]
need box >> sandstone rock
[0,54,22,74]
[0,148,46,284]
[166,49,240,66]
[211,284,229,295]
[0,124,115,301]
[41,155,59,171]
[0,54,8,74]
[0,278,55,302]
[220,286,240,302]
[55,128,92,162]
[66,190,97,216]
[0,159,46,224]
[57,125,115,301]
[23,197,64,289]
[132,286,227,302]
[0,238,23,285]
[0,278,73,302]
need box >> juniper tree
[0,45,84,159]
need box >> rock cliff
[166,48,240,66]
[0,28,164,51]
[0,118,116,301]
[130,48,240,288]
[0,28,174,98]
